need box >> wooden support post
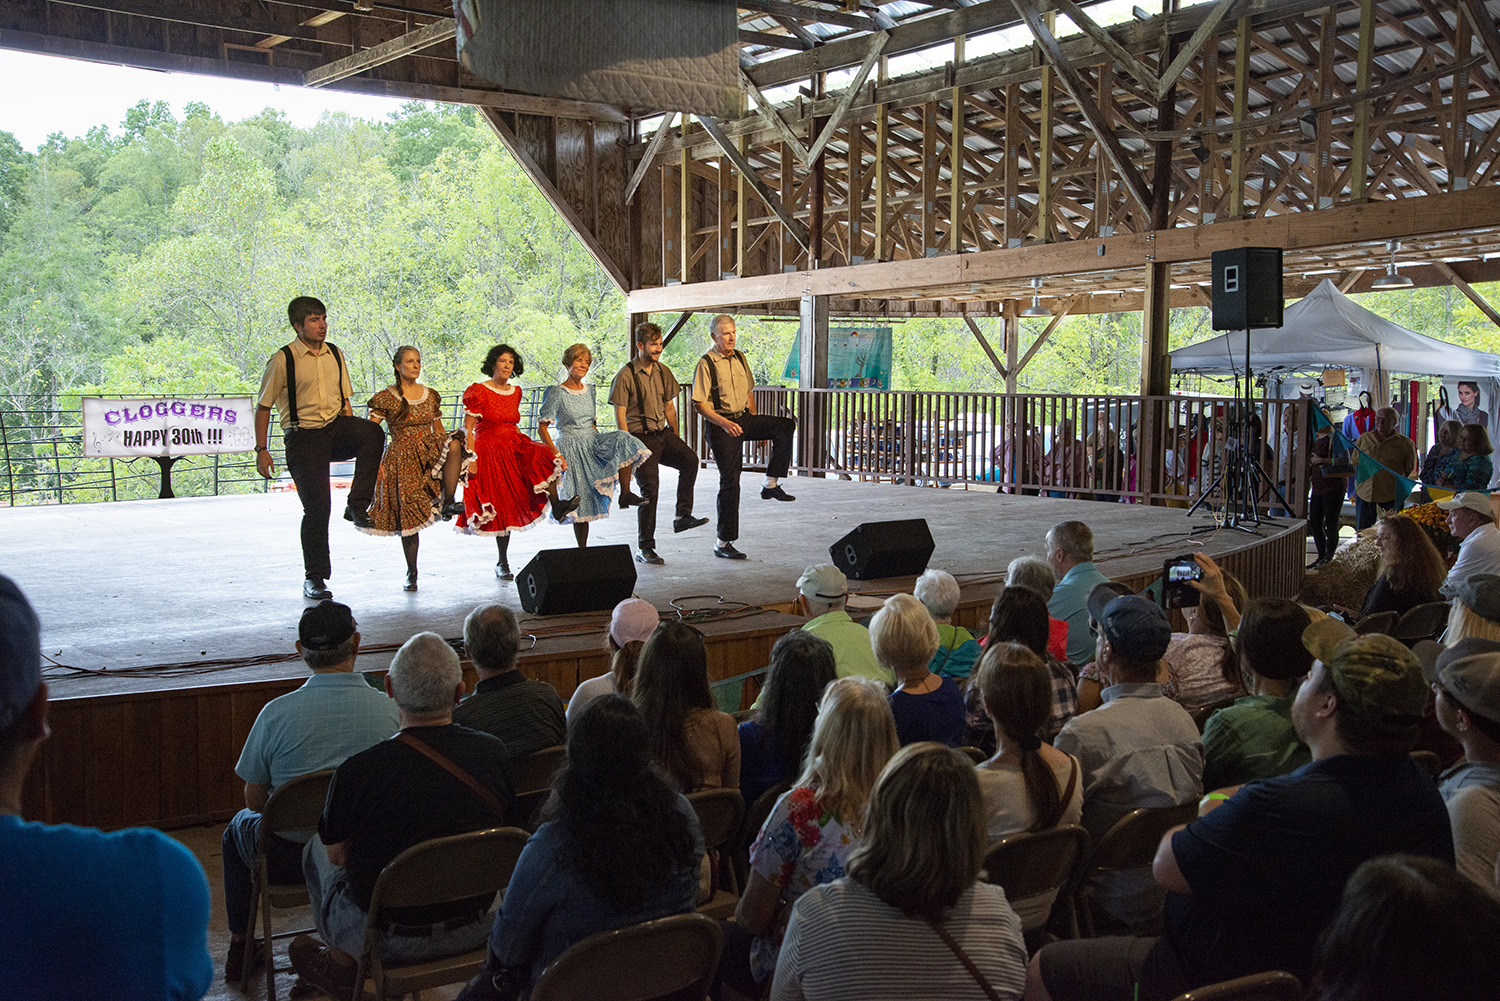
[1095,64,1112,237]
[1313,11,1336,208]
[922,101,938,257]
[848,121,863,263]
[737,134,749,275]
[874,105,889,262]
[809,115,828,269]
[1230,18,1250,218]
[680,119,691,283]
[782,142,799,270]
[1140,261,1171,397]
[1005,84,1020,246]
[950,84,964,252]
[798,295,830,477]
[662,163,676,283]
[1004,299,1019,394]
[1453,13,1472,191]
[1038,66,1053,243]
[719,154,734,278]
[1350,0,1374,201]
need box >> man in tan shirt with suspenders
[254,297,385,600]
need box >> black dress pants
[1308,488,1345,561]
[634,429,700,549]
[705,412,796,543]
[283,415,385,580]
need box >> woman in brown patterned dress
[359,345,464,591]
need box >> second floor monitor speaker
[829,519,935,580]
[1212,247,1284,330]
[517,545,636,615]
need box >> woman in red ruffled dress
[458,344,578,580]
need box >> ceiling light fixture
[1020,277,1051,317]
[1371,239,1414,289]
[1297,112,1317,142]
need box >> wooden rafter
[626,113,678,206]
[699,116,812,253]
[807,31,890,163]
[304,18,456,88]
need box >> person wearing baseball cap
[1445,573,1500,645]
[1424,637,1500,895]
[1029,618,1454,1001]
[221,599,399,982]
[1051,588,1203,930]
[1438,491,1500,598]
[0,575,214,998]
[796,564,893,688]
[567,598,661,724]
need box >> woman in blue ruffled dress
[538,343,651,547]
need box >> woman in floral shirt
[714,677,899,998]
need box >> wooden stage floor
[9,471,1304,702]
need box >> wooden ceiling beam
[303,17,455,88]
[699,115,813,252]
[740,0,875,31]
[48,0,334,45]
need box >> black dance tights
[401,534,419,574]
[496,534,510,572]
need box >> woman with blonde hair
[1445,574,1500,644]
[974,643,1083,934]
[873,593,965,746]
[770,743,1027,1001]
[716,677,899,998]
[537,342,650,548]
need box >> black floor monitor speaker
[517,545,637,615]
[1211,247,1284,330]
[829,519,935,580]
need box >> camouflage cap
[1302,617,1427,721]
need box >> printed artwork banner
[82,398,256,457]
[782,327,894,389]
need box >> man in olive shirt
[691,315,796,560]
[608,322,708,566]
[255,296,384,600]
[1352,407,1417,530]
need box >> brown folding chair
[351,826,531,1001]
[1353,610,1398,635]
[1391,601,1451,646]
[981,824,1092,937]
[733,780,793,890]
[1072,802,1200,938]
[242,769,334,1000]
[510,744,565,831]
[529,912,724,1001]
[1190,697,1239,733]
[1169,970,1303,1001]
[956,745,989,764]
[687,787,747,920]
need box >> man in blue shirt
[221,600,400,981]
[1044,520,1112,665]
[0,574,214,1000]
[1027,619,1454,1001]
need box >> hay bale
[1298,530,1379,609]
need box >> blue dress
[539,384,650,522]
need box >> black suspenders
[280,342,347,429]
[701,350,749,415]
[628,364,670,431]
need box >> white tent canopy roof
[1169,278,1500,379]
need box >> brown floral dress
[360,386,449,537]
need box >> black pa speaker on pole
[516,545,637,615]
[829,519,935,580]
[1211,247,1284,330]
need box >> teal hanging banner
[783,327,894,389]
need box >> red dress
[458,382,561,536]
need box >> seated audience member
[1426,638,1500,897]
[1445,573,1500,644]
[1053,589,1202,930]
[974,642,1084,933]
[0,575,213,1000]
[1200,598,1313,791]
[1440,422,1495,492]
[770,744,1028,1001]
[456,695,702,1001]
[634,621,740,791]
[1005,555,1069,661]
[222,601,399,981]
[453,603,566,757]
[566,598,657,724]
[1028,619,1454,1001]
[1440,492,1500,598]
[1045,520,1113,666]
[719,677,899,999]
[1331,514,1446,622]
[795,564,893,686]
[1073,581,1133,714]
[963,587,1075,754]
[915,569,981,680]
[739,630,838,808]
[292,632,515,997]
[1161,554,1246,709]
[874,593,964,746]
[1308,854,1500,1001]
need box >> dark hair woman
[1441,422,1495,492]
[457,344,578,581]
[357,345,466,591]
[769,744,1028,1000]
[633,622,739,792]
[739,629,838,808]
[458,694,703,1001]
[964,586,1075,752]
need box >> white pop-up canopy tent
[1170,278,1500,382]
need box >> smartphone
[1162,556,1203,609]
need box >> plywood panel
[515,114,556,185]
[83,702,125,829]
[121,699,162,826]
[596,121,630,276]
[196,690,236,818]
[159,694,201,824]
[555,117,592,233]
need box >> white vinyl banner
[82,397,256,457]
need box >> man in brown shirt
[1353,407,1417,530]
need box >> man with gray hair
[914,569,980,679]
[292,632,515,998]
[797,564,893,687]
[1044,521,1113,665]
[1352,407,1416,530]
[1006,555,1070,662]
[1439,492,1500,597]
[453,604,565,759]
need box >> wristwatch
[254,445,267,453]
